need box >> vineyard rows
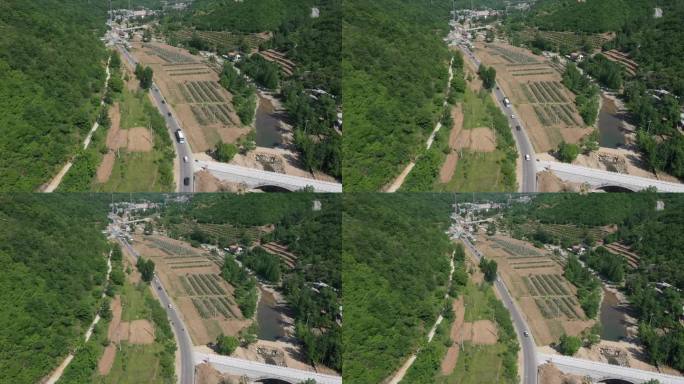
[518,29,611,51]
[491,238,542,257]
[173,29,267,52]
[149,238,200,257]
[144,44,195,64]
[192,296,239,319]
[170,263,212,269]
[489,45,537,64]
[520,223,607,242]
[183,274,227,296]
[525,274,581,319]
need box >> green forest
[343,193,455,382]
[0,194,111,383]
[0,0,108,191]
[343,0,453,191]
[161,193,342,371]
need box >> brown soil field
[537,170,583,192]
[130,42,250,152]
[455,127,496,152]
[538,363,584,384]
[126,127,153,152]
[441,297,465,374]
[474,233,595,345]
[461,320,498,345]
[97,345,117,376]
[132,234,251,345]
[195,170,246,192]
[128,319,155,344]
[439,104,465,183]
[97,102,124,183]
[98,295,123,375]
[473,42,593,152]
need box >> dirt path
[440,297,465,374]
[42,56,112,192]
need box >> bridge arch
[592,183,637,193]
[251,184,294,192]
[598,379,636,384]
[254,377,296,384]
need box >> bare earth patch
[127,319,155,344]
[97,345,117,376]
[126,127,153,152]
[439,104,465,183]
[97,295,123,375]
[455,127,497,152]
[461,320,498,345]
[96,102,124,183]
[440,297,465,374]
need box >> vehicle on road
[167,112,172,117]
[525,154,531,161]
[510,114,516,119]
[162,100,166,104]
[183,156,188,163]
[168,304,172,309]
[503,97,511,107]
[183,177,190,186]
[516,125,521,131]
[175,129,186,144]
[523,331,529,337]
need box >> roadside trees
[558,333,582,355]
[216,334,239,355]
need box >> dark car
[167,112,171,116]
[162,100,166,104]
[516,125,521,131]
[183,177,190,186]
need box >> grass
[94,152,169,192]
[438,150,510,192]
[96,343,165,384]
[437,343,508,384]
[462,88,490,130]
[120,281,149,322]
[463,282,497,322]
[120,90,148,130]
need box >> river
[256,286,286,341]
[255,94,283,148]
[599,287,628,341]
[597,95,626,148]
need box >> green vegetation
[479,258,498,283]
[558,334,582,356]
[556,141,579,163]
[564,256,601,318]
[221,255,258,317]
[215,334,239,355]
[239,246,281,282]
[136,257,156,282]
[478,64,497,90]
[237,55,280,90]
[219,63,256,125]
[134,64,154,90]
[214,141,238,162]
[343,0,453,190]
[0,194,110,382]
[401,53,467,191]
[343,193,455,382]
[580,54,624,90]
[0,0,109,191]
[583,246,625,283]
[562,63,599,126]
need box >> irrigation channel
[599,287,628,341]
[256,286,287,341]
[597,95,626,148]
[255,93,284,148]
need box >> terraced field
[143,44,196,64]
[182,274,241,319]
[519,223,610,243]
[172,29,269,53]
[516,28,613,52]
[520,81,581,127]
[523,274,583,320]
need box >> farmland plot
[184,274,239,320]
[177,81,237,126]
[526,274,582,320]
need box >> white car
[525,154,531,161]
[510,114,516,119]
[183,156,189,163]
[524,331,529,337]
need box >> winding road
[458,44,537,193]
[461,236,538,384]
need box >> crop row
[512,71,554,77]
[184,274,227,296]
[169,71,211,77]
[534,105,576,126]
[170,263,211,269]
[529,274,570,296]
[535,297,580,319]
[492,238,542,257]
[490,45,537,64]
[149,238,199,256]
[512,263,555,270]
[191,104,234,125]
[192,296,238,319]
[144,44,195,64]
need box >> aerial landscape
[0,0,341,193]
[343,0,684,193]
[343,192,684,384]
[0,193,341,384]
[2,0,684,383]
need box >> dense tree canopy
[0,0,108,190]
[0,194,111,382]
[343,193,454,382]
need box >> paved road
[196,351,342,384]
[538,353,684,384]
[537,160,684,192]
[195,159,343,192]
[462,237,538,384]
[459,45,537,192]
[116,232,195,384]
[116,44,194,192]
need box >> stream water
[256,287,286,341]
[597,95,626,148]
[599,288,628,341]
[255,94,283,148]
